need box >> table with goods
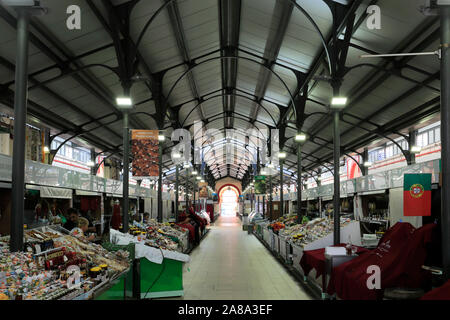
[0,226,130,301]
[109,219,191,299]
[252,214,361,294]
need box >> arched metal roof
[0,0,441,184]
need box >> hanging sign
[403,173,431,216]
[131,130,159,178]
[199,182,208,199]
[254,175,266,194]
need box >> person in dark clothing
[178,203,200,245]
[63,208,79,231]
[143,212,150,223]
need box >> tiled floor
[166,215,312,300]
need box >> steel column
[193,174,196,211]
[250,185,253,212]
[362,148,369,176]
[269,174,273,220]
[263,195,265,218]
[157,140,163,223]
[175,164,179,221]
[408,129,416,165]
[297,143,302,223]
[440,5,450,280]
[90,148,96,176]
[333,108,341,245]
[10,8,30,252]
[185,171,189,205]
[122,110,130,233]
[280,159,284,216]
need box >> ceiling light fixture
[410,145,422,154]
[331,97,347,108]
[295,133,307,142]
[172,152,181,159]
[116,97,133,108]
[278,152,287,159]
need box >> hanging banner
[346,156,361,180]
[403,173,431,216]
[199,182,208,199]
[131,130,159,178]
[254,175,266,194]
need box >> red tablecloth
[421,280,450,300]
[300,244,370,289]
[327,223,436,300]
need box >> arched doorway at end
[218,185,240,217]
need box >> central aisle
[177,215,312,300]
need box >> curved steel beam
[48,117,120,164]
[181,93,278,127]
[28,64,120,91]
[135,0,332,76]
[344,152,363,173]
[162,55,299,123]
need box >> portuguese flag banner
[403,173,431,216]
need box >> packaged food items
[0,225,130,300]
[129,220,189,252]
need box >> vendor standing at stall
[63,208,79,231]
[176,202,200,245]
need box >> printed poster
[254,175,266,194]
[199,182,208,199]
[131,130,159,178]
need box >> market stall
[356,190,390,245]
[305,198,320,219]
[299,244,370,296]
[110,226,190,299]
[327,222,437,300]
[277,217,361,273]
[0,225,130,300]
[24,186,72,228]
[73,190,103,235]
[0,183,11,236]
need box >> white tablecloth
[110,229,190,264]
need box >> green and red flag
[403,173,431,216]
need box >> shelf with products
[357,191,390,237]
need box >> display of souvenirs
[278,217,352,247]
[0,226,130,300]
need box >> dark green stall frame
[139,258,184,299]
